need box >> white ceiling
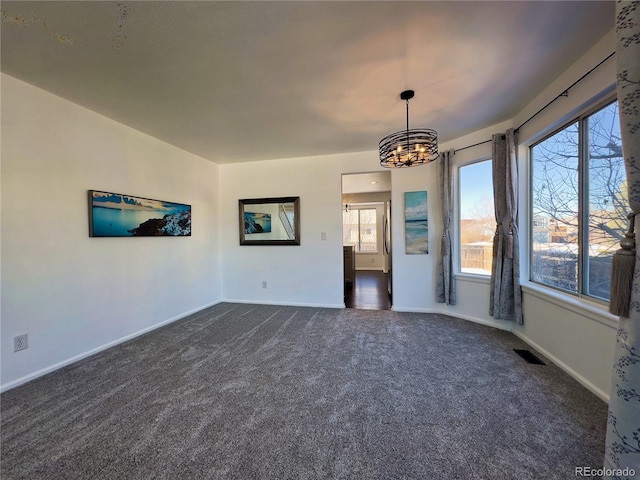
[1,1,615,164]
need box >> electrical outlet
[14,334,28,352]
[262,281,267,289]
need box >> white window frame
[528,95,624,304]
[456,157,494,277]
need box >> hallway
[344,271,391,310]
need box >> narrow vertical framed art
[404,191,428,254]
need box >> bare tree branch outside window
[531,101,629,301]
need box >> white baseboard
[3,300,610,406]
[222,298,345,309]
[391,306,513,332]
[512,330,610,404]
[1,299,223,393]
[394,306,608,402]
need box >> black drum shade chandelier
[379,90,438,168]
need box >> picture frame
[89,190,191,237]
[239,196,300,245]
[404,191,428,254]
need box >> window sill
[456,273,491,284]
[521,282,619,329]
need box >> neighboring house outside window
[530,99,628,302]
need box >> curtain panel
[489,129,523,324]
[604,2,640,478]
[436,149,456,305]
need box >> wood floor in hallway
[344,270,391,310]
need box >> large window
[530,99,628,301]
[343,207,378,252]
[459,160,494,275]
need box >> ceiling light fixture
[379,90,438,168]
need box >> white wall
[1,74,222,390]
[389,162,440,311]
[220,152,380,307]
[516,287,618,401]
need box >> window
[343,207,378,252]
[459,159,494,275]
[530,99,628,302]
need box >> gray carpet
[1,303,607,479]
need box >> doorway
[342,172,392,310]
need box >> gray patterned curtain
[490,129,522,324]
[436,149,456,305]
[604,2,640,477]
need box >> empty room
[2,1,639,479]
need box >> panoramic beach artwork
[244,212,272,234]
[89,190,191,237]
[405,191,428,254]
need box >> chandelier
[379,90,438,168]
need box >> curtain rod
[453,51,616,155]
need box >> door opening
[341,172,392,310]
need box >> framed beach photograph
[404,191,428,254]
[89,190,191,237]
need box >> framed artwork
[244,212,272,234]
[239,197,300,245]
[89,190,191,237]
[404,191,428,254]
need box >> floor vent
[513,349,546,365]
